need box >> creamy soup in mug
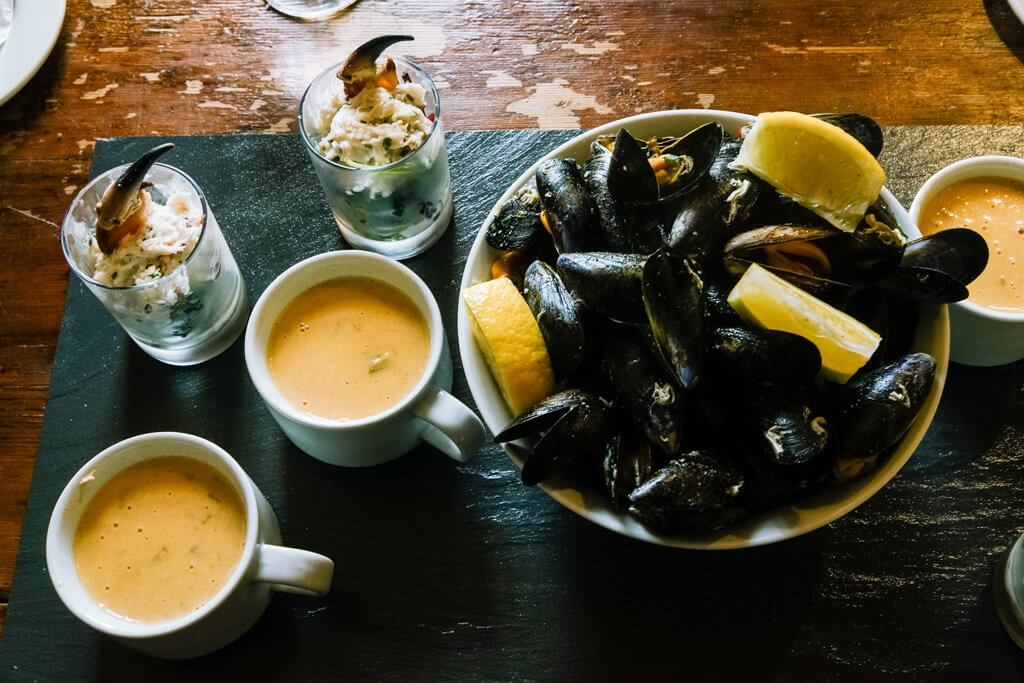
[267,277,431,420]
[73,456,246,623]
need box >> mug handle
[253,544,334,596]
[413,388,486,463]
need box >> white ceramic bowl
[457,109,950,549]
[909,155,1024,367]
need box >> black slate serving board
[4,128,1024,681]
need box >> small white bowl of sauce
[910,156,1024,366]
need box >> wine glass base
[131,278,251,366]
[266,0,354,20]
[334,196,453,261]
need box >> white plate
[457,109,950,549]
[0,0,66,107]
[1011,0,1024,26]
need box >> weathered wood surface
[3,0,1024,653]
[1,130,1024,681]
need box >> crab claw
[337,34,414,97]
[95,143,175,254]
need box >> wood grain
[2,0,1024,637]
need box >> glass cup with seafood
[61,145,249,365]
[299,44,452,260]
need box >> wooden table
[1,0,1023,638]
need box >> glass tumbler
[61,163,250,366]
[299,57,453,260]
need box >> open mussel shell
[603,426,655,510]
[536,158,599,253]
[487,183,545,251]
[709,327,822,386]
[602,332,685,456]
[812,113,884,157]
[607,123,724,206]
[627,450,746,533]
[878,229,989,304]
[723,225,853,307]
[835,353,936,458]
[557,252,647,325]
[523,261,585,378]
[748,388,831,467]
[642,249,706,389]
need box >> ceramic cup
[245,250,486,467]
[910,155,1024,366]
[46,432,334,659]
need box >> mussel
[523,261,585,379]
[582,145,664,253]
[879,229,989,304]
[708,327,822,385]
[701,275,743,327]
[813,113,884,158]
[557,252,647,324]
[607,124,724,205]
[642,249,705,389]
[723,224,852,305]
[627,450,746,533]
[486,183,545,252]
[603,426,655,510]
[494,389,613,486]
[835,352,936,458]
[748,388,831,467]
[602,333,684,455]
[667,136,763,264]
[536,158,600,253]
[95,143,175,254]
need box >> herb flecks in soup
[267,277,430,420]
[73,457,246,624]
[918,177,1024,311]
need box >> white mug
[46,432,334,659]
[245,250,486,467]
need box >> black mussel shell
[608,124,724,205]
[845,289,889,373]
[667,137,763,264]
[581,151,632,252]
[603,333,685,455]
[702,277,742,327]
[627,450,746,533]
[516,394,614,486]
[523,261,585,378]
[603,426,655,510]
[536,158,599,253]
[557,252,647,325]
[709,327,822,385]
[582,150,665,253]
[878,229,988,304]
[748,388,831,467]
[487,183,545,251]
[737,445,835,510]
[494,388,595,442]
[835,353,936,458]
[812,113,884,158]
[642,249,706,389]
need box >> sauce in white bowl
[910,156,1024,367]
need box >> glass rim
[298,55,443,173]
[60,162,211,293]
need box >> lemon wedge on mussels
[727,264,881,384]
[732,111,886,232]
[463,276,555,415]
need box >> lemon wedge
[733,111,886,232]
[463,276,555,415]
[728,264,880,384]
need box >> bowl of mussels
[457,109,988,548]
